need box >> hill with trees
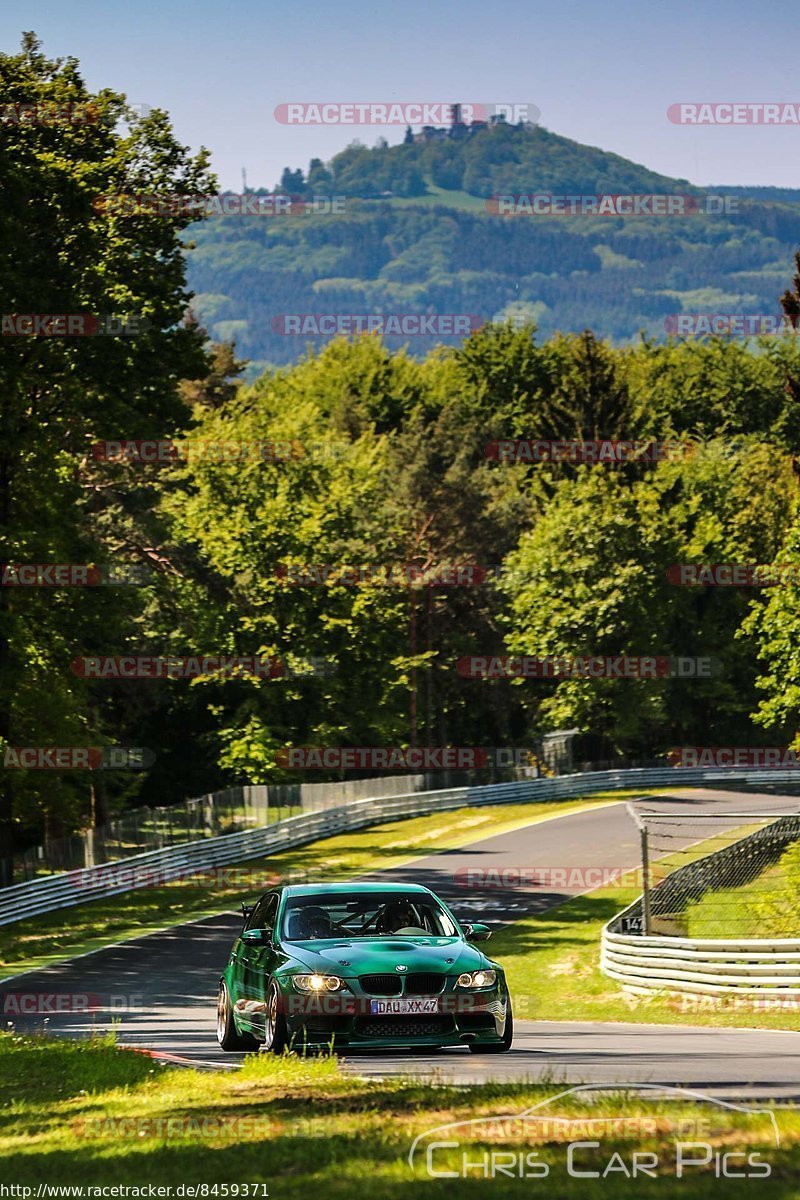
[7,38,800,874]
[186,120,800,372]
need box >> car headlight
[456,969,497,989]
[292,974,344,993]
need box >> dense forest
[6,37,800,878]
[188,123,800,370]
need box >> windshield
[281,891,459,940]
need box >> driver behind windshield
[378,898,420,933]
[289,906,332,939]
[281,892,454,939]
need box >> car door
[237,892,280,1032]
[227,904,255,1010]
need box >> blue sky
[7,1,800,191]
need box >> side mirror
[242,928,273,945]
[464,922,491,942]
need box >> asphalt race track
[4,789,800,1094]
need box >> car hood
[281,937,490,975]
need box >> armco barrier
[14,772,440,880]
[1,766,797,928]
[602,780,800,996]
[602,921,800,996]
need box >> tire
[261,979,288,1054]
[468,997,513,1054]
[216,980,258,1052]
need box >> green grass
[685,839,800,939]
[684,874,781,939]
[1,794,638,978]
[351,180,488,212]
[494,878,800,1032]
[0,1033,796,1194]
[384,184,488,212]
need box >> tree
[179,335,247,411]
[279,166,305,194]
[500,443,797,757]
[780,249,800,329]
[306,157,332,190]
[0,34,213,880]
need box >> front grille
[355,1015,455,1039]
[359,972,446,996]
[405,973,445,995]
[360,974,402,996]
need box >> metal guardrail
[602,922,800,996]
[14,772,440,881]
[602,774,800,995]
[2,765,796,929]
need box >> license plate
[369,998,439,1015]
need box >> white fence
[602,920,800,996]
[14,772,440,880]
[602,776,800,995]
[3,765,798,929]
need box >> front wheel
[468,997,513,1053]
[261,979,288,1054]
[216,980,258,1052]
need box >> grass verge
[1,793,644,978]
[0,1032,796,1195]
[685,837,800,939]
[494,878,800,1032]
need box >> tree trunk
[0,452,14,885]
[409,587,418,746]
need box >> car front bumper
[279,987,509,1048]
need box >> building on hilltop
[413,103,509,143]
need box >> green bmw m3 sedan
[216,881,513,1054]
